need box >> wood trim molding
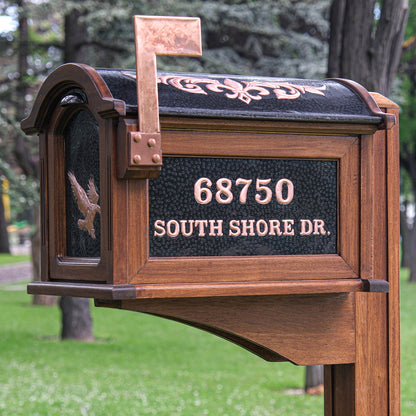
[127,131,361,288]
[27,277,388,300]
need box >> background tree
[328,0,408,95]
[398,0,416,281]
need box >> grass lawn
[0,253,31,266]
[0,283,323,416]
[399,269,416,415]
[0,273,414,415]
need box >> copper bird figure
[68,172,101,239]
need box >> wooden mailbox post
[21,16,400,416]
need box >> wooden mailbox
[22,16,400,416]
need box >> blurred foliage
[399,0,416,201]
[0,159,38,224]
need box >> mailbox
[21,16,400,415]
[22,64,393,299]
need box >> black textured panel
[64,110,101,258]
[97,69,382,125]
[149,157,337,257]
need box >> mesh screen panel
[64,110,101,258]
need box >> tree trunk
[328,0,408,96]
[64,9,89,64]
[305,365,324,395]
[58,6,94,341]
[0,192,10,253]
[59,297,94,341]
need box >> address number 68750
[194,177,294,205]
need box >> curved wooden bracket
[96,294,356,365]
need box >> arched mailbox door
[22,64,400,415]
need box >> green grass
[2,274,415,415]
[0,253,31,266]
[0,283,323,416]
[400,269,416,415]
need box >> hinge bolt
[131,132,142,143]
[152,154,161,164]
